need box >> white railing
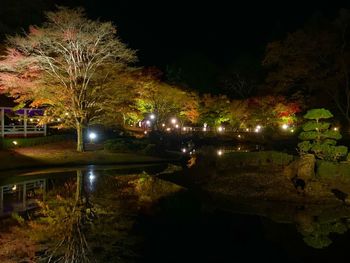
[1,107,47,138]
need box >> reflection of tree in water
[295,211,350,249]
[36,170,95,262]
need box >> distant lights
[150,114,155,120]
[175,124,179,129]
[12,141,18,145]
[144,130,148,135]
[217,126,224,132]
[217,150,223,156]
[203,127,207,132]
[291,129,295,133]
[183,127,187,131]
[146,120,151,125]
[12,185,17,191]
[237,134,241,138]
[166,127,171,132]
[182,148,187,153]
[162,123,166,127]
[333,127,339,131]
[171,118,177,124]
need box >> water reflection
[2,165,350,262]
[0,178,46,217]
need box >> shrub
[297,108,348,161]
[104,138,155,154]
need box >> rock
[297,154,315,181]
[283,160,298,180]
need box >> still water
[1,164,350,262]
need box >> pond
[1,164,350,262]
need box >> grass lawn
[0,140,169,171]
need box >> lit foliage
[199,94,231,127]
[0,7,136,151]
[246,95,301,127]
[298,108,348,161]
[130,68,199,127]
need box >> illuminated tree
[131,68,191,128]
[263,9,350,123]
[199,94,231,127]
[298,108,348,161]
[0,7,136,151]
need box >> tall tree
[0,7,136,151]
[263,9,350,124]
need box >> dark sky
[0,0,347,69]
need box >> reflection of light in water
[87,170,96,191]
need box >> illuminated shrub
[297,108,347,161]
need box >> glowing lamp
[182,148,187,153]
[218,126,223,132]
[282,124,289,130]
[217,150,223,156]
[171,118,177,124]
[12,141,18,145]
[89,132,97,143]
[150,114,155,120]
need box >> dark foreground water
[1,165,350,262]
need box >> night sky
[0,1,349,94]
[0,1,347,67]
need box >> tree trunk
[76,122,85,152]
[75,170,83,203]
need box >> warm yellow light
[29,118,33,122]
[282,124,289,130]
[144,131,148,135]
[175,124,179,128]
[218,126,223,132]
[203,127,207,132]
[183,127,186,131]
[171,118,177,124]
[166,128,171,132]
[238,134,241,138]
[246,128,249,132]
[12,141,18,145]
[162,123,166,127]
[57,118,61,122]
[12,185,17,191]
[217,150,223,156]
[334,127,338,131]
[291,129,294,133]
[182,148,187,153]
